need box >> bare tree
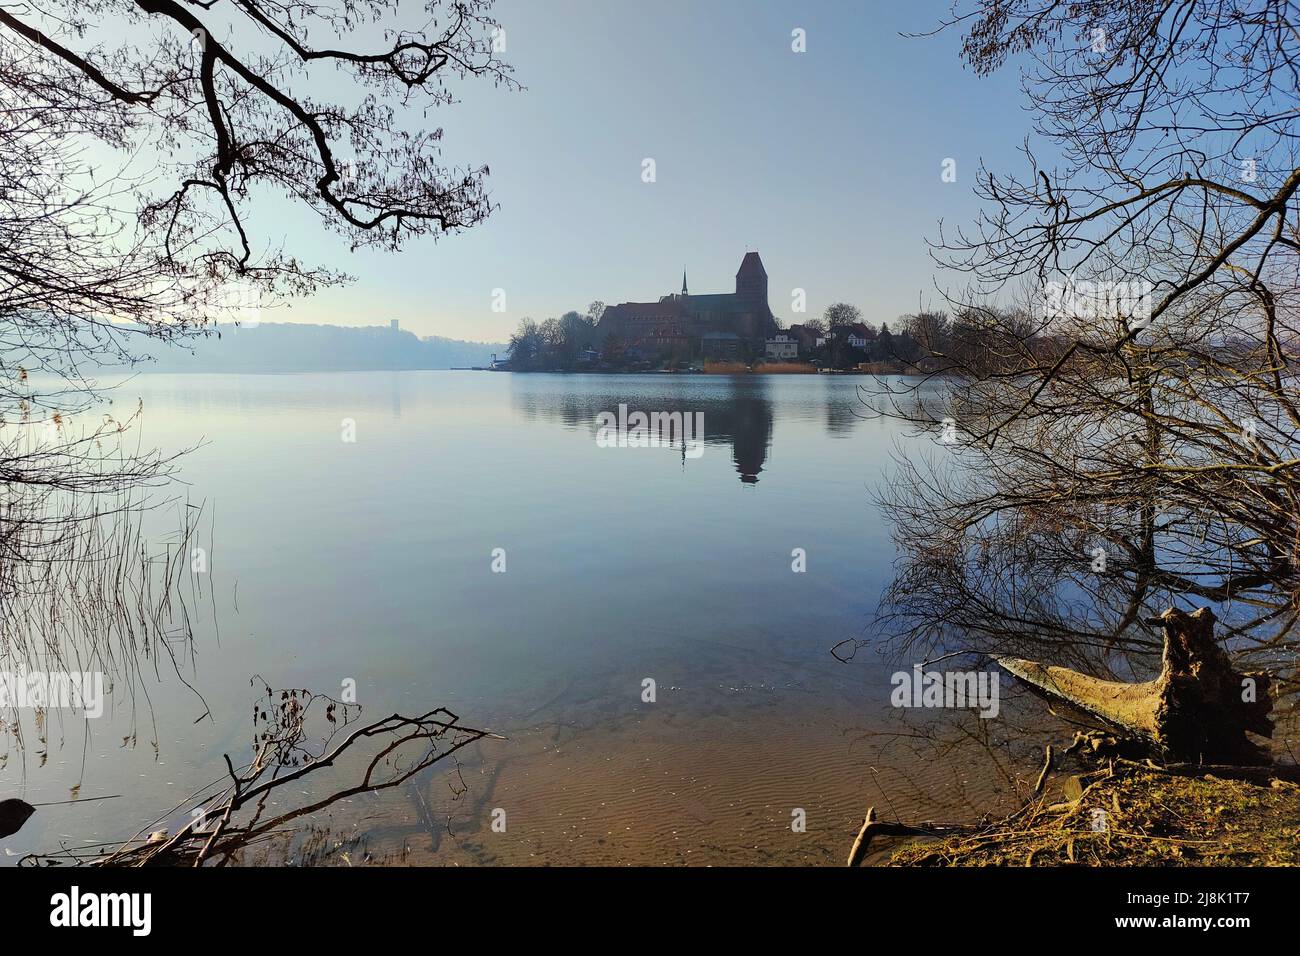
[1,0,514,490]
[1,2,515,756]
[507,317,541,370]
[823,301,865,331]
[871,1,1300,711]
[901,311,951,359]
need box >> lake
[2,371,1007,866]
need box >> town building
[785,324,822,354]
[702,331,742,360]
[764,334,799,360]
[830,322,876,351]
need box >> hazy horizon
[199,0,1032,342]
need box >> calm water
[3,371,997,866]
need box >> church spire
[681,268,688,295]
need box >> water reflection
[824,389,865,436]
[510,373,775,483]
[5,371,910,867]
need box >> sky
[229,0,1036,342]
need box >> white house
[827,322,875,350]
[765,334,799,360]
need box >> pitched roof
[736,252,766,278]
[599,299,684,322]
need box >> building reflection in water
[708,376,773,483]
[510,373,774,484]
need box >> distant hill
[119,322,506,372]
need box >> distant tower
[390,319,400,331]
[735,252,775,339]
[682,269,689,296]
[735,252,767,306]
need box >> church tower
[735,252,768,306]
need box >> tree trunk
[997,607,1273,764]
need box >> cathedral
[596,252,779,360]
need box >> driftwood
[1032,745,1054,795]
[846,806,976,867]
[997,608,1273,764]
[22,682,499,867]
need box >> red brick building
[597,253,779,360]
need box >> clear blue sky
[251,0,1034,341]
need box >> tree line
[503,297,1074,372]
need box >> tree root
[997,607,1273,764]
